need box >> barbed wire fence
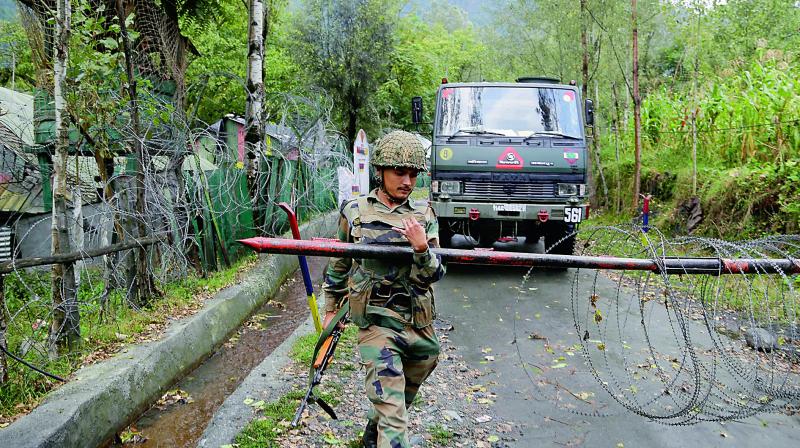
[0,1,348,415]
[510,225,800,426]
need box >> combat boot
[362,420,378,448]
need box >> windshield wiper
[522,131,582,142]
[446,128,507,140]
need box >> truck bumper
[431,200,589,222]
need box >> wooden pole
[0,235,168,275]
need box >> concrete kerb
[197,310,317,447]
[0,212,338,448]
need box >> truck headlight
[440,181,462,195]
[558,184,585,196]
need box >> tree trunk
[580,0,589,104]
[612,82,623,213]
[631,0,642,212]
[346,93,358,152]
[246,0,265,144]
[580,0,595,203]
[245,0,265,200]
[593,79,609,204]
[49,0,80,357]
[117,0,157,306]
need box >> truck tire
[470,221,500,248]
[544,222,576,255]
[438,220,454,248]
[520,222,541,246]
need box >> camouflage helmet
[371,130,427,171]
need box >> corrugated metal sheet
[0,87,34,146]
[0,226,12,261]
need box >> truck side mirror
[411,96,423,124]
[585,99,595,127]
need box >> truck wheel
[544,222,576,255]
[475,223,501,248]
[520,223,541,246]
[438,220,454,248]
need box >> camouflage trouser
[358,322,440,448]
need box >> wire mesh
[510,226,800,425]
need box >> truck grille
[462,181,556,199]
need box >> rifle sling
[307,303,350,386]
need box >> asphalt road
[435,236,800,447]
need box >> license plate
[564,207,583,223]
[493,204,526,212]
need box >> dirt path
[276,318,523,447]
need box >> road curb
[0,213,338,448]
[197,307,317,447]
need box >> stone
[443,409,463,423]
[745,327,778,351]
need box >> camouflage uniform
[322,186,445,448]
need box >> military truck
[412,77,593,253]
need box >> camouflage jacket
[322,189,446,329]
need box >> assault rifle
[291,305,350,427]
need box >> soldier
[321,130,446,448]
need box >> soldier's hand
[394,217,429,253]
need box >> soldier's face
[380,167,418,201]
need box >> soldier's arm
[321,212,353,313]
[409,208,446,288]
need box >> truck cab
[425,78,592,253]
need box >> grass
[429,423,454,444]
[235,385,342,447]
[290,325,359,366]
[236,325,358,447]
[0,253,258,420]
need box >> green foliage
[0,19,34,91]
[600,55,799,237]
[0,254,256,418]
[65,1,132,153]
[291,0,399,145]
[182,0,302,125]
[369,14,491,133]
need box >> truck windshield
[436,86,582,138]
